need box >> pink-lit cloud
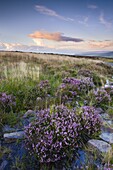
[29,31,84,42]
[88,40,113,49]
[0,39,113,53]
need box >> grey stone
[3,125,16,133]
[23,110,36,118]
[101,125,113,133]
[100,113,110,120]
[102,119,113,128]
[0,160,8,170]
[110,82,113,86]
[88,139,112,153]
[100,132,113,144]
[4,131,25,143]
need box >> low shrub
[0,92,16,113]
[93,89,111,108]
[25,105,101,164]
[77,69,93,78]
[20,80,51,110]
[57,77,95,104]
[25,105,80,163]
[77,69,102,86]
[79,106,102,139]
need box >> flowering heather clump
[80,106,102,138]
[63,77,94,92]
[80,77,95,92]
[93,89,111,106]
[25,105,101,164]
[38,80,51,97]
[25,105,81,163]
[0,92,16,112]
[57,77,94,103]
[77,69,93,78]
[38,80,50,89]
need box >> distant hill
[82,51,113,58]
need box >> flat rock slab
[0,160,8,170]
[100,113,111,120]
[3,125,18,133]
[88,139,112,153]
[23,110,36,118]
[4,131,25,143]
[101,125,113,133]
[100,132,113,144]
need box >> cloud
[88,5,98,9]
[88,40,113,49]
[35,5,74,21]
[1,39,113,54]
[78,16,89,26]
[99,12,112,28]
[0,42,43,51]
[29,31,84,42]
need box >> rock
[3,125,16,133]
[101,124,113,133]
[0,160,8,170]
[4,131,25,143]
[88,139,112,153]
[100,132,113,144]
[23,110,36,118]
[101,117,113,133]
[104,84,111,88]
[100,113,110,120]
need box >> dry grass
[0,51,113,79]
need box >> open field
[0,51,113,170]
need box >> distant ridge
[82,51,113,58]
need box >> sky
[0,0,113,54]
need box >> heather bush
[22,80,51,110]
[35,80,51,98]
[89,89,111,109]
[57,77,94,104]
[63,77,94,93]
[77,69,102,86]
[77,69,93,78]
[0,92,16,113]
[79,106,102,139]
[25,105,101,165]
[25,105,81,163]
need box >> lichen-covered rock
[100,132,113,144]
[23,110,36,118]
[4,131,25,143]
[0,160,8,170]
[3,125,16,133]
[88,139,112,153]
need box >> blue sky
[0,0,113,54]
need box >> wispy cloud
[29,31,84,42]
[78,16,89,26]
[88,5,98,9]
[88,40,113,48]
[35,5,74,21]
[99,12,112,28]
